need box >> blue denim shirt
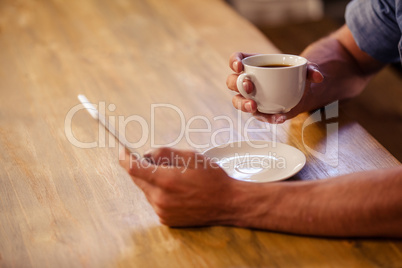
[346,0,402,64]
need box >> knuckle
[232,96,241,108]
[226,76,231,88]
[226,74,238,90]
[158,176,176,191]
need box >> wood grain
[0,0,400,267]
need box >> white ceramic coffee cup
[237,54,307,114]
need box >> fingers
[226,74,254,93]
[120,150,153,181]
[253,112,287,124]
[227,52,257,94]
[120,147,218,191]
[229,52,257,73]
[119,149,176,185]
[232,94,257,113]
[119,150,157,195]
[144,147,206,169]
[307,62,324,83]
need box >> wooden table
[0,0,401,267]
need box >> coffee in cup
[237,54,307,114]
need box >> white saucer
[203,140,306,183]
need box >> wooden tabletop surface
[0,0,401,267]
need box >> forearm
[233,166,402,237]
[299,26,384,110]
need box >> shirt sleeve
[345,0,401,63]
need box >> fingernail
[243,81,248,92]
[275,115,286,124]
[233,61,239,72]
[245,102,252,112]
[311,66,324,81]
[317,71,324,81]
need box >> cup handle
[236,73,253,99]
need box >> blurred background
[227,0,349,26]
[227,0,402,162]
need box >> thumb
[307,63,324,83]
